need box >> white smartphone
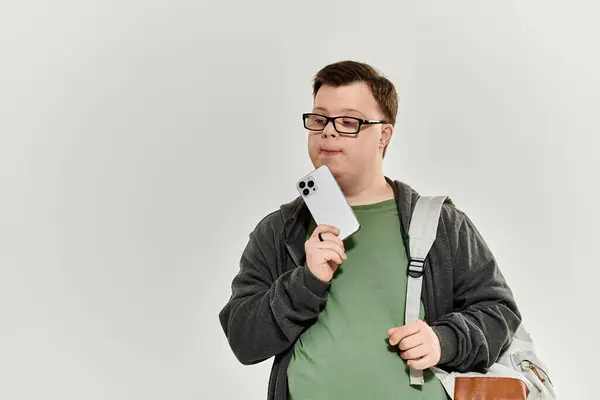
[296,165,361,240]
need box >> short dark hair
[312,60,398,158]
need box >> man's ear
[380,124,394,149]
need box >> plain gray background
[1,1,598,399]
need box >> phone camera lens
[307,180,314,188]
[299,181,306,189]
[303,188,310,196]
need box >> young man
[218,60,522,399]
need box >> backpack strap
[405,195,447,386]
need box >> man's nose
[321,120,338,138]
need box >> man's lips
[321,149,343,156]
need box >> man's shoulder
[439,198,467,226]
[408,190,477,241]
[250,195,304,236]
[391,178,467,231]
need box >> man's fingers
[316,241,347,260]
[324,249,343,265]
[408,354,437,371]
[311,224,341,238]
[387,326,400,336]
[401,344,428,360]
[388,321,424,346]
[388,321,441,370]
[398,333,424,351]
[389,329,418,347]
[316,232,345,250]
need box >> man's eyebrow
[312,107,366,117]
[341,108,365,116]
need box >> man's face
[307,82,391,180]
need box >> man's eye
[340,118,359,127]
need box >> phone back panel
[296,165,360,240]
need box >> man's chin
[311,158,344,177]
[321,162,344,178]
[316,158,336,169]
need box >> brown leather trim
[531,365,546,383]
[455,376,529,400]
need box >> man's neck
[336,172,394,206]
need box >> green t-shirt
[287,199,449,400]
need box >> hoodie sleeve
[218,216,330,365]
[431,209,523,372]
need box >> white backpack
[405,195,557,400]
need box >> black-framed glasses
[302,113,387,134]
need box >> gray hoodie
[218,178,522,399]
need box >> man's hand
[387,320,441,370]
[305,224,347,283]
